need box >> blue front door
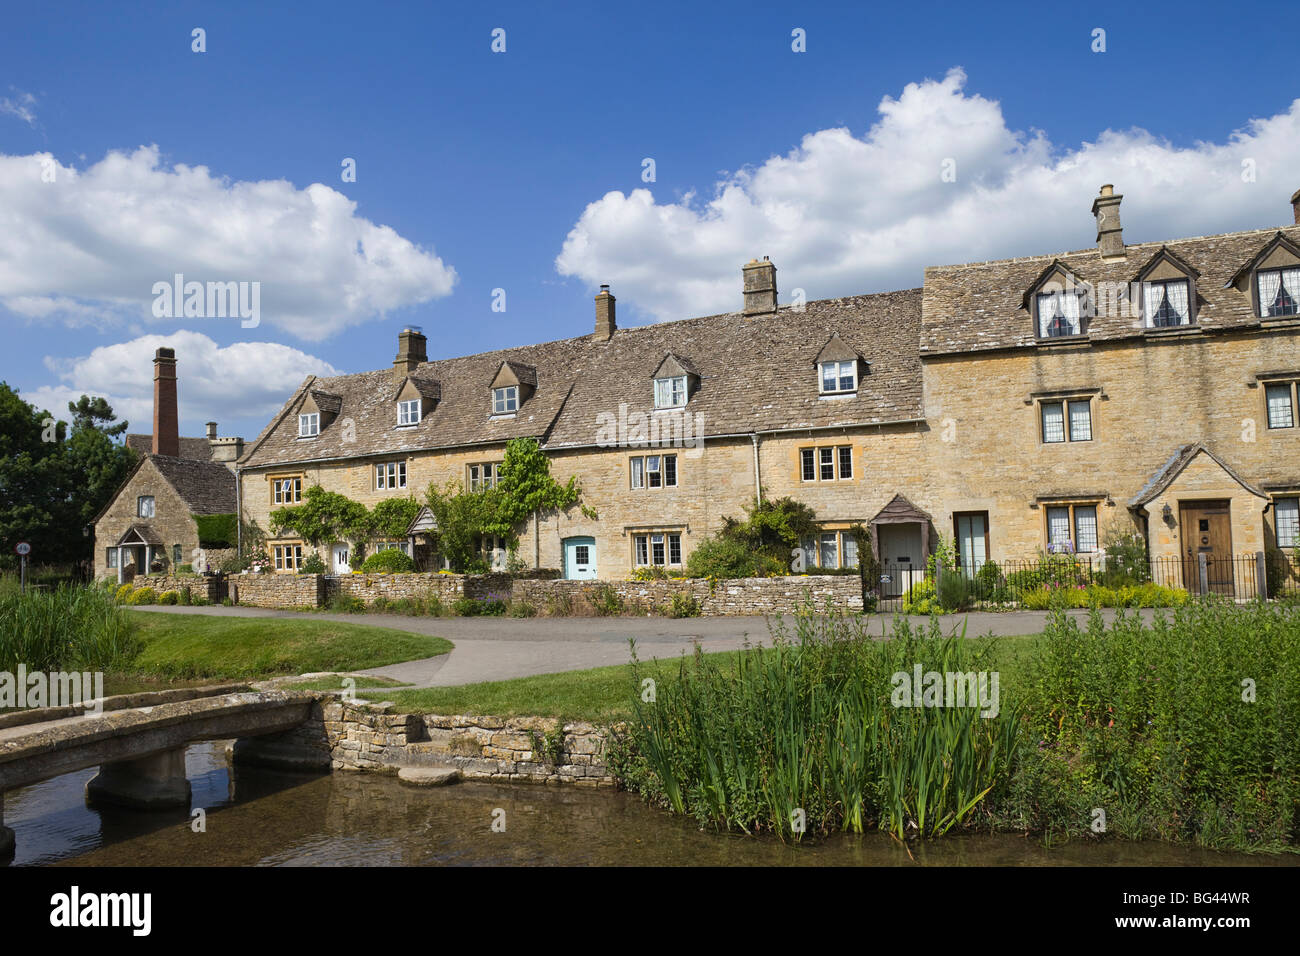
[564,537,597,580]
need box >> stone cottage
[235,185,1300,596]
[93,348,243,582]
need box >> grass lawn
[375,632,1048,722]
[123,611,453,681]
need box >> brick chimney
[152,347,179,457]
[743,257,777,314]
[393,326,427,381]
[594,284,616,341]
[1091,184,1124,258]
[1291,187,1300,225]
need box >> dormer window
[493,386,518,414]
[654,375,688,408]
[1143,278,1191,327]
[398,398,421,426]
[1259,267,1300,318]
[298,413,319,437]
[1036,290,1083,338]
[819,360,857,394]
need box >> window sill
[395,424,418,430]
[489,413,517,421]
[818,391,857,400]
[296,435,318,441]
[1142,324,1199,337]
[653,405,688,412]
[1034,334,1089,345]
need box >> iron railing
[872,551,1300,610]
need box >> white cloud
[556,68,1300,321]
[0,145,457,339]
[0,90,36,126]
[28,330,339,434]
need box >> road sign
[15,542,30,556]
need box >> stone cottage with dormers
[93,348,242,582]
[236,185,1300,596]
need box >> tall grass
[613,596,1300,851]
[612,602,1018,840]
[1013,601,1300,850]
[0,577,140,673]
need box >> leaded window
[1143,278,1192,327]
[1258,267,1300,318]
[1036,290,1083,338]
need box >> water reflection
[1,742,1293,867]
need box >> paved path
[130,605,1157,688]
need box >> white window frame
[819,360,857,394]
[376,461,407,490]
[274,543,304,571]
[1266,383,1295,430]
[398,398,421,426]
[1275,497,1300,549]
[654,375,688,408]
[106,548,119,569]
[797,530,859,570]
[493,386,518,414]
[800,445,852,481]
[137,495,155,518]
[631,454,676,489]
[633,531,682,567]
[1036,289,1084,338]
[468,462,499,492]
[298,412,319,437]
[272,477,303,504]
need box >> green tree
[367,496,423,538]
[270,485,369,547]
[0,385,133,571]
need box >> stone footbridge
[0,684,326,858]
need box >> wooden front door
[1180,500,1234,596]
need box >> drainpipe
[751,433,762,503]
[534,508,540,568]
[235,466,242,560]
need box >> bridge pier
[0,794,14,859]
[85,748,192,810]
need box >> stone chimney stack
[594,284,616,341]
[1291,187,1300,225]
[152,347,179,457]
[393,326,428,381]
[743,257,778,315]
[205,421,217,440]
[1091,184,1125,258]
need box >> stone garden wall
[228,570,859,614]
[511,574,864,615]
[317,698,613,786]
[324,571,514,606]
[229,573,323,609]
[127,574,223,602]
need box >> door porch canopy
[868,494,933,563]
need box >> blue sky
[3,0,1299,441]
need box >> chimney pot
[594,285,616,341]
[742,257,778,315]
[1091,185,1125,258]
[152,348,179,457]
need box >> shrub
[685,537,785,579]
[631,565,670,581]
[360,549,415,573]
[936,572,972,612]
[1100,531,1151,587]
[901,578,941,615]
[195,513,238,549]
[115,583,135,604]
[592,584,625,616]
[180,587,192,606]
[299,551,326,574]
[668,593,701,618]
[176,563,193,574]
[349,548,366,571]
[327,592,365,613]
[129,586,157,605]
[159,590,180,605]
[508,600,537,618]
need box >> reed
[0,579,140,673]
[619,601,1018,840]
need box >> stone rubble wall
[124,574,223,603]
[229,569,860,614]
[319,698,614,787]
[229,573,323,609]
[512,574,864,615]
